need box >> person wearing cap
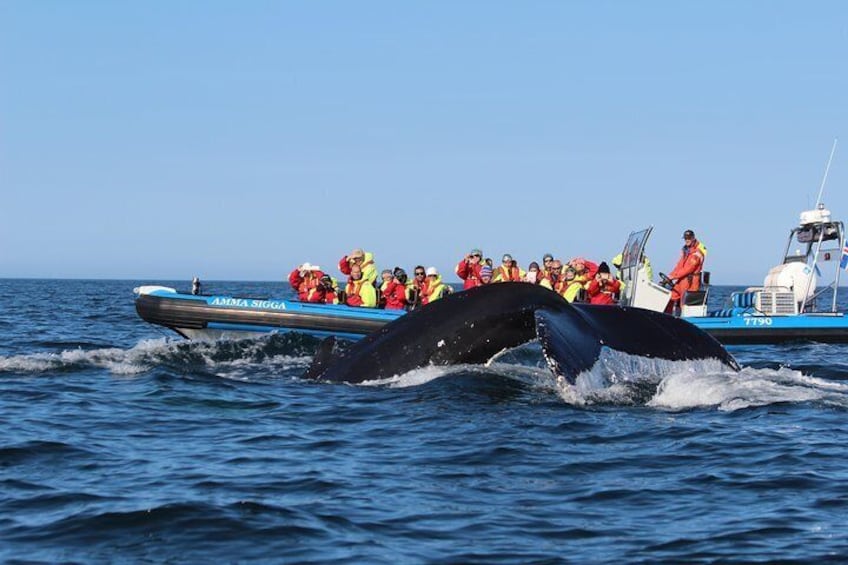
[555,265,584,303]
[338,248,377,285]
[343,263,377,307]
[456,248,485,290]
[288,262,327,302]
[524,261,549,288]
[542,253,555,273]
[479,265,494,285]
[493,254,525,283]
[421,267,450,305]
[315,274,340,304]
[665,229,705,314]
[586,262,621,305]
[381,268,410,310]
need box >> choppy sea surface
[2,278,848,563]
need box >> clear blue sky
[2,1,847,284]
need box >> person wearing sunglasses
[407,265,427,310]
[456,248,485,290]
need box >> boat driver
[664,229,705,314]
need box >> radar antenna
[815,138,838,208]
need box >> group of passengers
[456,249,621,305]
[288,230,706,313]
[288,249,453,311]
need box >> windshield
[621,228,651,269]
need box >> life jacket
[421,276,448,305]
[383,281,409,310]
[345,277,377,308]
[493,265,523,283]
[359,252,377,284]
[338,251,378,284]
[556,279,584,303]
[669,240,705,300]
[288,268,324,302]
[587,277,621,305]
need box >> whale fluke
[304,283,738,384]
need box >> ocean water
[2,278,848,563]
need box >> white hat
[426,267,438,276]
[301,262,320,271]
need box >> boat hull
[135,290,404,341]
[688,314,848,345]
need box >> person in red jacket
[586,262,621,305]
[287,263,325,302]
[665,229,705,314]
[408,265,427,309]
[456,248,484,289]
[314,275,340,305]
[382,269,410,310]
[569,258,599,282]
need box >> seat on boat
[683,290,707,306]
[709,307,749,318]
[732,291,757,308]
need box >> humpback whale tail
[305,283,739,384]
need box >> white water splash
[554,347,848,411]
[0,337,312,379]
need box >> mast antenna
[815,138,838,208]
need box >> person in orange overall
[665,229,705,314]
[586,262,621,305]
[288,262,326,302]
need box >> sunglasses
[415,272,425,276]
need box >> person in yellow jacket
[556,267,585,303]
[344,264,377,308]
[493,254,526,283]
[611,252,653,290]
[339,248,377,285]
[421,267,450,305]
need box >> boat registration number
[743,317,772,326]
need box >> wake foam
[556,347,848,411]
[0,334,316,379]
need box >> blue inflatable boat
[134,286,404,341]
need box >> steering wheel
[658,272,674,289]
